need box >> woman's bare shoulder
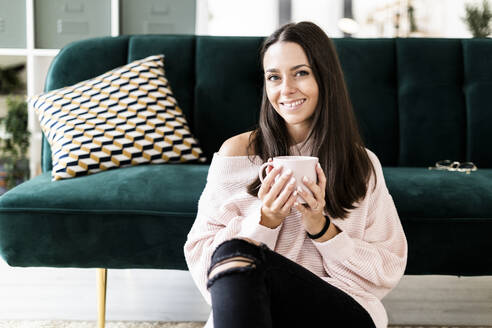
[218,131,254,157]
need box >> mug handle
[258,162,274,183]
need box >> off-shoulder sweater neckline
[208,140,312,181]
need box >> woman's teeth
[282,99,305,108]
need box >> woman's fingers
[263,169,294,206]
[258,165,282,200]
[316,163,327,193]
[271,177,297,211]
[294,200,307,214]
[259,163,327,219]
[301,176,322,199]
[296,186,318,210]
[282,188,298,213]
[298,176,325,211]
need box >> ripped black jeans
[207,238,376,328]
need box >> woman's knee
[207,238,265,288]
[208,255,256,281]
[211,238,263,263]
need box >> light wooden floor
[0,259,491,325]
[0,321,490,328]
[383,275,492,325]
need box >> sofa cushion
[194,36,264,159]
[2,164,491,272]
[385,167,492,275]
[31,54,205,181]
[384,167,492,218]
[333,39,398,166]
[462,39,492,168]
[0,163,208,269]
[396,39,466,167]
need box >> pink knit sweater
[184,147,407,328]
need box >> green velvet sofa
[1,35,492,323]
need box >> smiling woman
[246,21,376,221]
[184,21,407,328]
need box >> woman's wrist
[260,208,281,229]
[306,215,340,242]
[306,215,330,239]
[315,219,340,242]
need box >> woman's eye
[266,75,280,81]
[295,70,309,77]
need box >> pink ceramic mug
[259,156,319,204]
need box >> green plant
[0,64,25,95]
[0,96,30,190]
[463,0,492,38]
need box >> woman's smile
[279,98,306,110]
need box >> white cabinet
[35,0,112,49]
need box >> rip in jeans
[207,255,257,289]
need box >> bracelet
[306,215,331,240]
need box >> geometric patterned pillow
[30,55,206,181]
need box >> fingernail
[297,186,303,193]
[285,168,292,175]
[293,190,298,197]
[303,176,309,183]
[289,177,296,185]
[294,202,299,207]
[317,163,321,168]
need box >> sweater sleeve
[312,150,408,300]
[184,154,281,304]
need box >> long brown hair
[246,21,376,219]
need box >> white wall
[200,0,479,39]
[292,0,344,37]
[354,0,477,38]
[206,0,278,36]
[200,0,345,37]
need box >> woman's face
[263,41,319,135]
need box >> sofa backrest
[42,35,492,172]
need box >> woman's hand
[258,159,298,229]
[295,163,331,237]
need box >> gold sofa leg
[97,268,107,328]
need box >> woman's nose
[280,77,297,95]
